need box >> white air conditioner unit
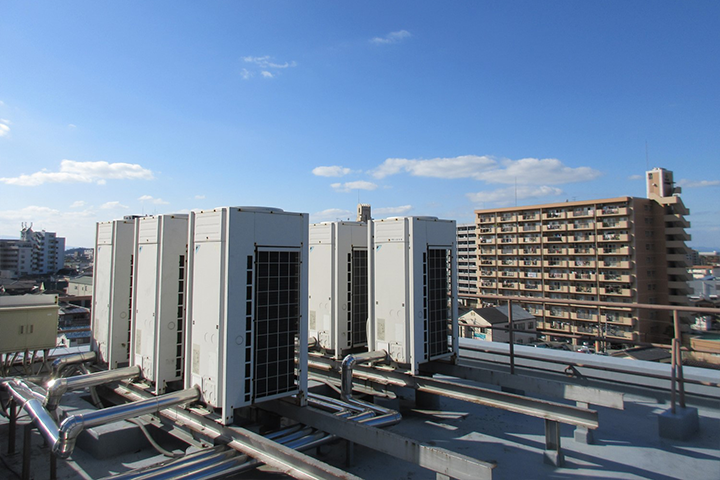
[185,207,309,425]
[370,216,458,374]
[309,221,368,358]
[92,219,136,369]
[130,214,189,394]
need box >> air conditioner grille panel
[427,248,450,358]
[351,249,368,346]
[253,250,300,401]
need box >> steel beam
[260,399,495,480]
[422,360,624,409]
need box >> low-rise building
[459,304,537,344]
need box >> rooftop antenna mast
[645,141,649,171]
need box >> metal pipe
[54,386,200,458]
[340,350,387,402]
[45,365,141,412]
[50,352,97,379]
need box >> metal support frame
[260,399,495,480]
[8,398,17,454]
[110,384,362,480]
[543,419,564,467]
[309,355,598,429]
[422,360,624,409]
[22,423,31,480]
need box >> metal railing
[460,293,720,414]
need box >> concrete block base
[658,406,699,440]
[574,426,595,444]
[543,450,565,467]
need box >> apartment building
[457,223,478,303]
[474,168,691,347]
[0,225,66,278]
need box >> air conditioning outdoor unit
[92,219,136,369]
[370,216,458,374]
[308,221,368,358]
[130,214,189,395]
[186,207,309,425]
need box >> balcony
[545,272,568,280]
[478,215,495,224]
[520,213,539,221]
[599,220,629,229]
[541,322,572,333]
[573,272,596,281]
[544,260,568,268]
[500,270,519,278]
[499,236,518,244]
[544,284,569,294]
[598,206,628,216]
[479,259,496,266]
[601,273,631,283]
[605,329,635,340]
[521,247,540,254]
[601,286,632,296]
[602,314,634,326]
[522,271,541,279]
[478,237,496,244]
[479,270,496,277]
[664,214,690,228]
[600,260,631,269]
[665,227,691,240]
[601,233,629,242]
[571,247,595,255]
[499,248,518,256]
[570,221,594,231]
[521,236,541,244]
[542,210,566,220]
[572,310,598,322]
[522,224,539,232]
[545,308,571,319]
[499,225,517,233]
[543,247,567,255]
[520,282,540,291]
[571,209,594,218]
[573,259,595,268]
[544,234,568,243]
[498,214,517,223]
[521,259,541,267]
[542,223,567,232]
[478,227,495,234]
[571,285,597,294]
[572,234,595,243]
[499,282,518,290]
[599,246,630,255]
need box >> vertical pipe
[508,300,515,375]
[670,338,677,415]
[50,452,57,480]
[8,398,17,454]
[367,218,375,352]
[22,423,31,480]
[673,310,686,408]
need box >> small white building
[460,304,537,344]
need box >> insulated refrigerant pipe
[340,350,388,403]
[4,378,200,459]
[50,351,97,379]
[45,365,141,412]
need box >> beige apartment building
[474,168,691,347]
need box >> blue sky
[1,2,718,248]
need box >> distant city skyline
[1,2,718,248]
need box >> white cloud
[0,160,154,186]
[100,201,129,210]
[628,174,643,180]
[311,208,354,222]
[374,205,412,217]
[68,124,77,129]
[371,155,600,185]
[371,30,412,45]
[0,205,96,247]
[139,195,169,205]
[331,181,378,193]
[70,200,86,208]
[676,179,720,188]
[242,56,297,80]
[312,166,354,177]
[195,195,206,200]
[371,155,496,180]
[0,119,10,137]
[467,185,563,205]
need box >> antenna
[645,141,649,171]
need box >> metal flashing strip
[260,399,495,480]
